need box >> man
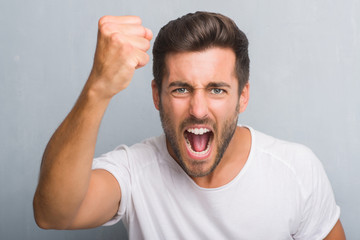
[33,12,345,239]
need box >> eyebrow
[207,82,231,89]
[168,81,231,89]
[168,81,192,89]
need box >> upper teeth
[187,128,210,135]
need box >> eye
[210,88,225,94]
[172,88,189,95]
[176,88,188,93]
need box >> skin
[152,48,251,187]
[33,15,153,229]
[33,15,346,239]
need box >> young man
[33,12,345,239]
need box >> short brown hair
[152,11,250,94]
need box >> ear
[238,83,250,113]
[151,80,160,110]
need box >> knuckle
[140,26,147,38]
[98,15,111,27]
[144,40,151,50]
[122,42,135,54]
[110,33,123,44]
[99,22,111,34]
[131,15,142,24]
[139,52,150,66]
[110,34,133,51]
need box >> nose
[189,90,209,119]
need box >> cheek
[209,99,236,118]
[166,98,190,117]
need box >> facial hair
[159,101,240,178]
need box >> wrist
[82,73,116,103]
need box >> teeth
[185,127,212,155]
[186,128,210,135]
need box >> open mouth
[184,127,213,158]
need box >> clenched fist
[87,15,153,99]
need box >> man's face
[152,47,248,178]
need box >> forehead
[164,47,237,87]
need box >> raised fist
[87,16,153,99]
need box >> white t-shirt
[92,126,340,240]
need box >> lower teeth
[186,139,211,155]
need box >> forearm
[33,84,110,229]
[33,15,152,229]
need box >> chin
[180,152,221,178]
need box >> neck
[192,126,251,188]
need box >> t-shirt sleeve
[293,147,340,240]
[92,145,131,226]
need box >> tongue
[188,132,211,152]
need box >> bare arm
[324,219,346,240]
[33,15,152,229]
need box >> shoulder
[115,134,166,162]
[93,134,166,170]
[252,128,320,170]
[249,129,341,239]
[249,128,326,194]
[127,135,166,162]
